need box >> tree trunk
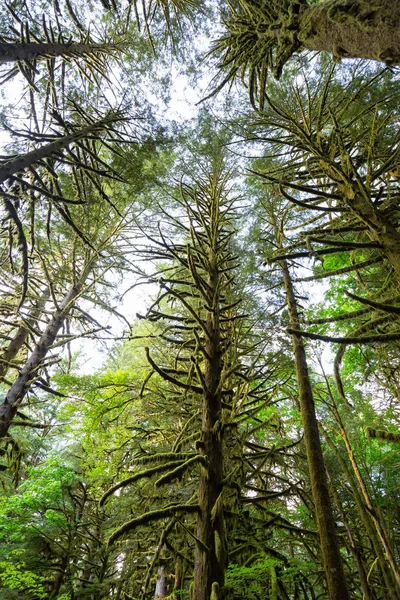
[0,276,87,438]
[342,189,400,284]
[48,555,69,600]
[299,0,400,64]
[270,565,278,600]
[193,208,227,600]
[0,42,116,65]
[281,260,350,600]
[0,113,120,184]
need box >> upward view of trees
[0,1,400,599]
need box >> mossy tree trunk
[0,42,118,64]
[193,175,229,600]
[323,174,400,285]
[281,259,350,600]
[112,162,256,600]
[323,395,400,592]
[0,112,122,185]
[173,544,185,600]
[299,0,400,64]
[217,0,400,106]
[109,161,269,599]
[0,287,49,381]
[252,63,400,290]
[328,474,376,600]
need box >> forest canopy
[0,1,400,599]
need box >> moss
[99,459,187,506]
[328,1,362,24]
[366,426,400,443]
[214,530,222,564]
[210,582,220,600]
[379,48,395,63]
[133,452,197,465]
[327,0,382,28]
[155,455,208,487]
[211,492,224,524]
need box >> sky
[0,11,217,373]
[0,4,338,379]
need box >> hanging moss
[214,530,223,564]
[211,491,224,524]
[210,581,220,600]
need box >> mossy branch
[365,427,400,443]
[307,236,380,249]
[345,291,400,315]
[288,328,400,344]
[271,245,362,262]
[297,256,382,282]
[172,410,200,452]
[155,455,208,487]
[145,347,203,394]
[307,307,371,325]
[99,459,186,506]
[107,503,199,547]
[10,420,50,428]
[278,184,343,212]
[3,198,28,309]
[174,515,210,554]
[133,452,197,465]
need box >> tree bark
[0,42,116,65]
[174,551,184,600]
[224,0,400,91]
[48,555,69,600]
[299,0,400,64]
[281,260,350,600]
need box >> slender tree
[266,200,351,599]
